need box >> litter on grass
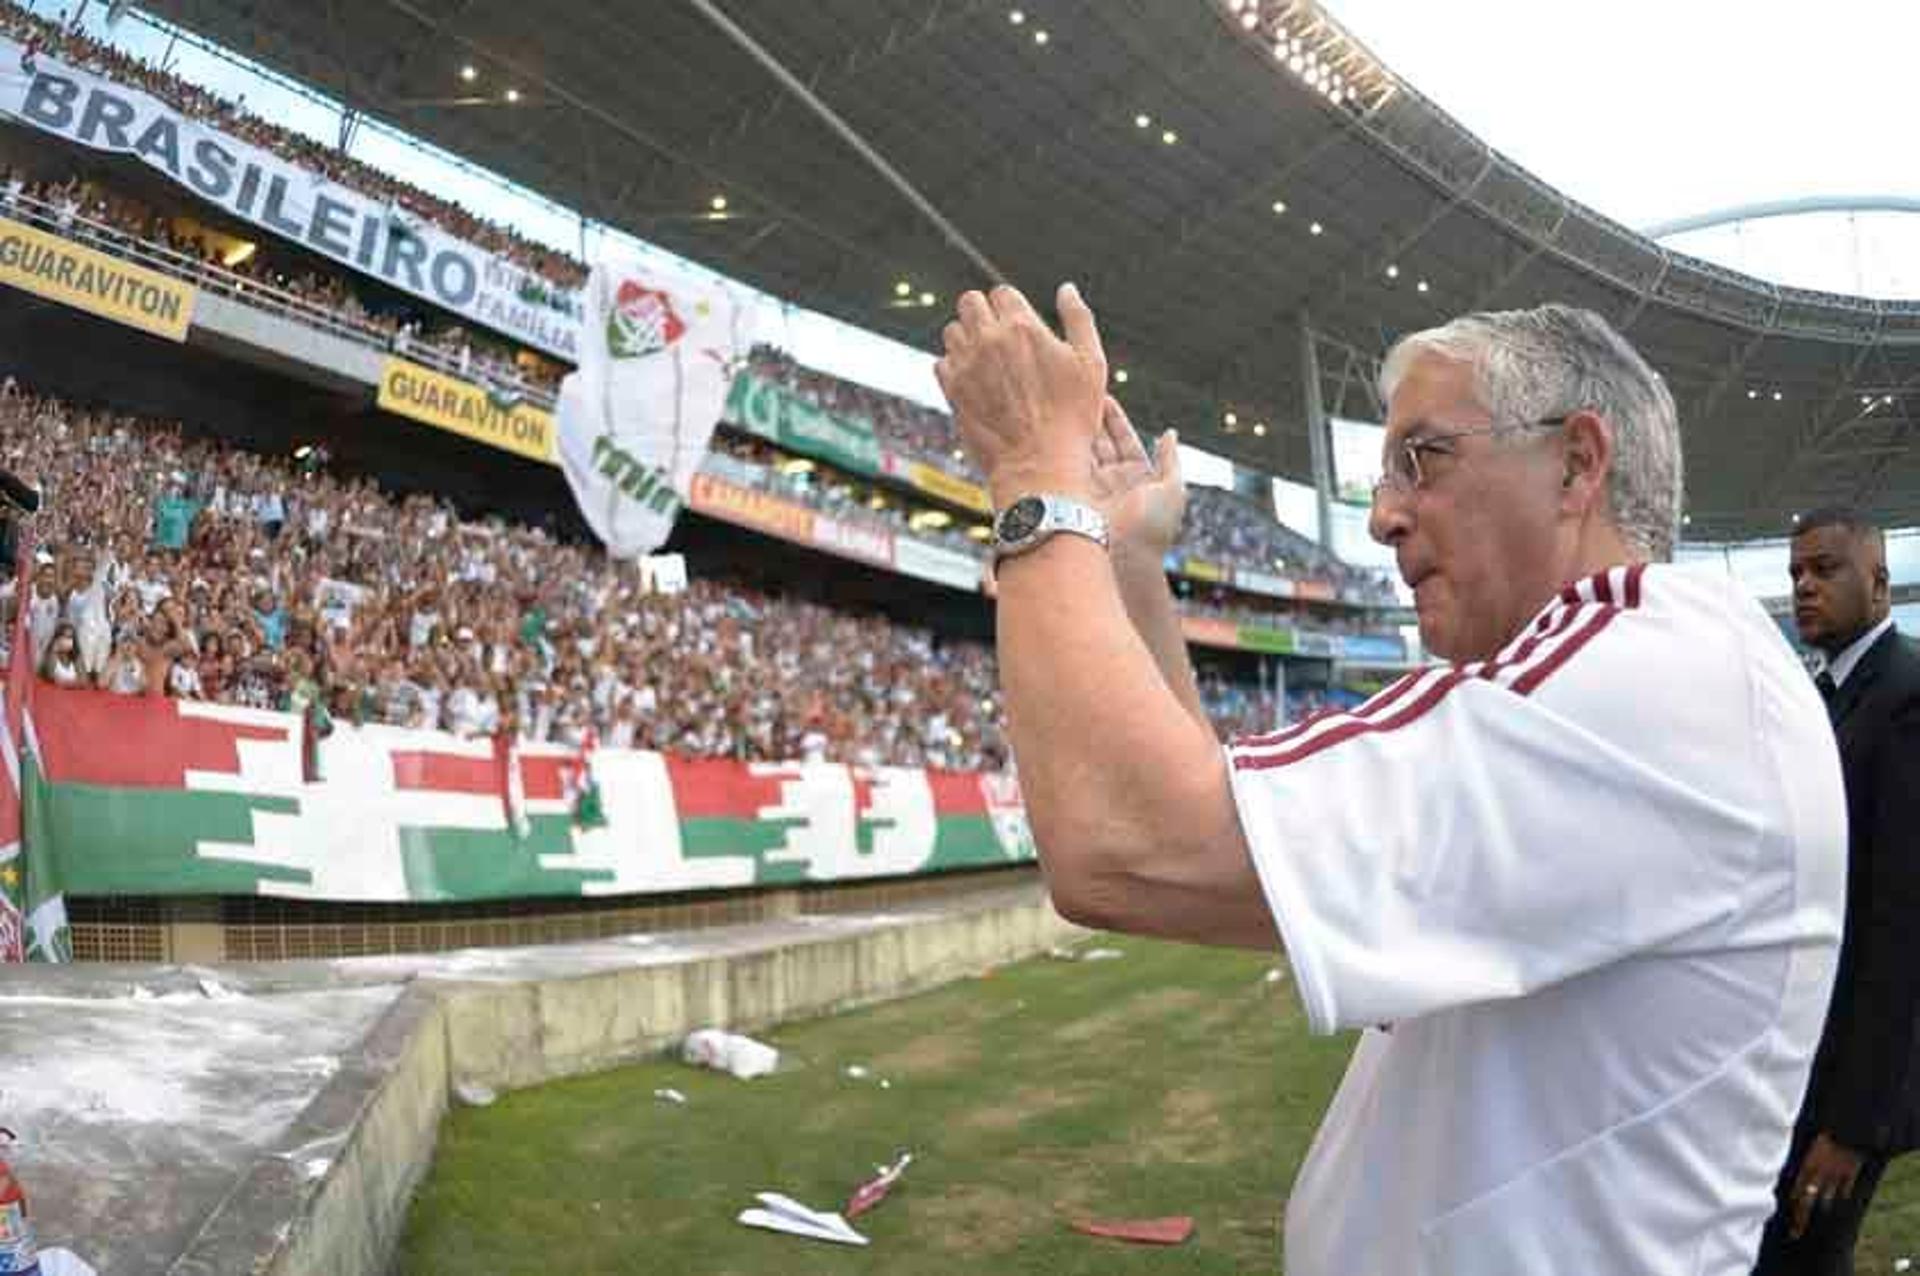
[845,1151,913,1219]
[652,1087,688,1105]
[1070,1215,1195,1245]
[683,1029,779,1079]
[453,1082,497,1108]
[1048,945,1125,962]
[737,1191,868,1246]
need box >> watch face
[997,496,1046,543]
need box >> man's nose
[1369,488,1411,547]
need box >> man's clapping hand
[935,282,1107,510]
[1090,396,1185,564]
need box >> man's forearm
[1112,544,1208,732]
[993,535,1263,943]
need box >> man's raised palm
[1090,396,1186,559]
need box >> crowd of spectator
[0,385,1020,767]
[705,431,987,558]
[745,346,974,481]
[1195,675,1354,740]
[1183,486,1397,603]
[2,2,586,297]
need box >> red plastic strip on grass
[1069,1216,1195,1245]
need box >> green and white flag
[2,530,69,962]
[557,261,743,558]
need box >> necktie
[1815,670,1840,723]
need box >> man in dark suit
[1755,506,1920,1274]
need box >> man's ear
[1559,410,1614,509]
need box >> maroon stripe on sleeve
[1233,603,1590,771]
[1479,599,1590,684]
[1508,604,1622,695]
[1229,568,1649,773]
[1231,670,1426,751]
[1232,668,1471,771]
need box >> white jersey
[1225,562,1845,1275]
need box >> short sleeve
[1227,593,1766,1034]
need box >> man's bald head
[1789,506,1890,655]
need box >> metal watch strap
[993,494,1109,560]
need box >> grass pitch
[399,936,1920,1273]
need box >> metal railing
[0,189,560,408]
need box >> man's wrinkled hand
[935,282,1107,509]
[1090,396,1185,564]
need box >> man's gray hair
[1378,304,1684,561]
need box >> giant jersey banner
[557,260,741,557]
[0,37,582,361]
[24,687,1032,903]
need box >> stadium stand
[0,385,1017,768]
[0,384,1367,766]
[0,144,1396,603]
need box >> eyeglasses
[1372,415,1574,498]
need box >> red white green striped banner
[25,686,1033,903]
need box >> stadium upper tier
[101,0,1920,539]
[0,148,1394,601]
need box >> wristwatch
[991,494,1109,560]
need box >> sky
[1327,0,1920,298]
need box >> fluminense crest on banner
[557,260,744,558]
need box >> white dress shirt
[1819,615,1894,689]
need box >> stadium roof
[144,0,1920,540]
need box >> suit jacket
[1802,625,1920,1153]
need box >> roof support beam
[1616,251,1672,335]
[358,0,477,115]
[368,0,904,277]
[685,0,1005,281]
[844,32,1271,304]
[618,2,993,214]
[1752,336,1888,511]
[1300,311,1335,548]
[1459,199,1574,314]
[1322,144,1496,309]
[1845,392,1920,512]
